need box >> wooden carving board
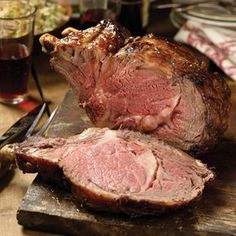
[17,86,236,236]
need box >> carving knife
[0,103,47,149]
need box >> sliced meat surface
[14,128,214,216]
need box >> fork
[25,105,58,138]
[0,104,58,170]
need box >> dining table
[0,2,236,236]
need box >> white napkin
[174,20,236,80]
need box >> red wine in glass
[0,43,31,102]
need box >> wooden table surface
[1,3,235,235]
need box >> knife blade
[0,103,47,149]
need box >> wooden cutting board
[17,85,236,236]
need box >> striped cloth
[175,20,236,80]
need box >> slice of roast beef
[39,20,231,154]
[13,128,214,216]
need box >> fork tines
[36,106,58,136]
[25,103,48,138]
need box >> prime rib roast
[12,128,214,216]
[39,20,231,154]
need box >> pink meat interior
[59,136,157,194]
[57,130,211,201]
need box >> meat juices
[39,20,231,154]
[14,128,214,216]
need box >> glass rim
[0,0,37,20]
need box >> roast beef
[13,128,214,216]
[39,20,231,154]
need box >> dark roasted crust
[94,20,131,54]
[184,72,231,154]
[118,35,209,75]
[16,153,63,184]
[69,179,205,217]
[40,20,131,57]
[15,136,66,186]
